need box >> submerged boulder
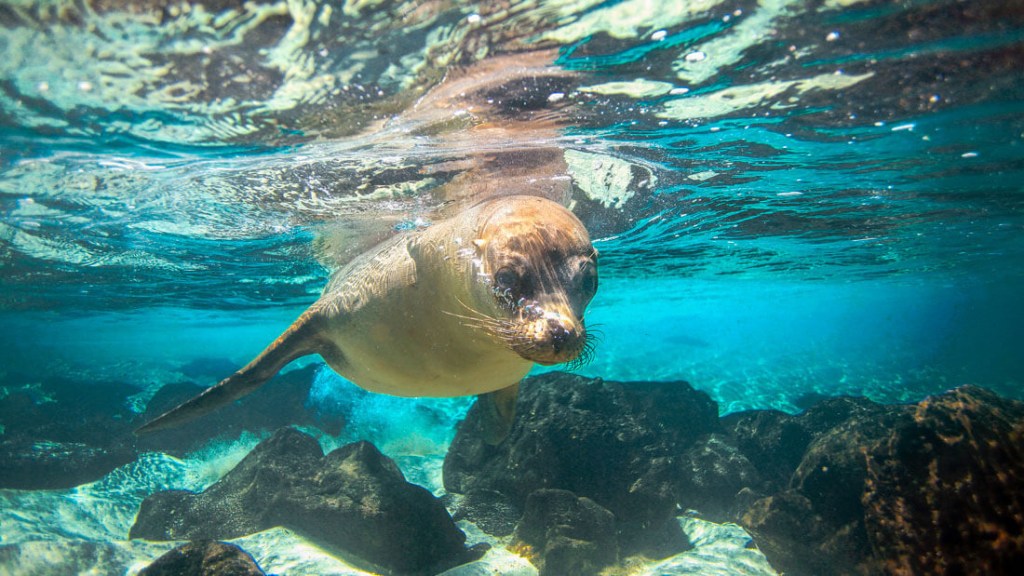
[138,541,265,576]
[512,489,618,576]
[446,372,1024,575]
[0,364,344,488]
[446,489,521,537]
[0,375,139,489]
[733,385,1024,575]
[861,386,1024,575]
[444,371,718,554]
[131,427,481,575]
[0,438,136,490]
[676,432,761,520]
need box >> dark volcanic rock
[677,433,761,520]
[734,386,1024,576]
[861,386,1024,575]
[0,438,136,490]
[446,372,1024,576]
[447,489,521,537]
[179,357,243,381]
[721,396,888,494]
[444,371,718,546]
[138,541,264,576]
[739,490,834,575]
[136,364,345,456]
[0,363,344,488]
[719,409,810,491]
[0,376,139,489]
[512,489,618,576]
[131,427,480,575]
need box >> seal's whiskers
[445,297,517,344]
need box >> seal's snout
[517,310,586,366]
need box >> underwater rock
[511,489,618,576]
[0,375,138,489]
[861,385,1024,575]
[447,373,1024,575]
[447,489,521,537]
[138,541,265,576]
[0,438,137,490]
[179,357,245,381]
[676,433,761,520]
[136,365,345,455]
[131,427,481,575]
[738,490,833,575]
[721,397,888,492]
[718,409,811,493]
[444,371,718,547]
[733,385,1024,575]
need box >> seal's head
[470,196,599,367]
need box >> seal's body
[136,195,598,440]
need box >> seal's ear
[477,382,519,445]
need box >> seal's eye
[494,267,519,291]
[580,261,598,296]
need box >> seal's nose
[540,314,583,361]
[549,318,571,353]
[515,306,587,365]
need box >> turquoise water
[2,0,1023,574]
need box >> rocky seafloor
[2,369,1023,575]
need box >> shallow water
[2,0,1023,574]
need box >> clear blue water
[2,0,1023,573]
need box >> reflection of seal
[137,195,598,442]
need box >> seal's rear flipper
[477,383,520,445]
[134,312,324,436]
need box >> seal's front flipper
[134,311,324,436]
[477,383,520,445]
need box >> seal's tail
[134,311,321,436]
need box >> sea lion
[136,195,598,442]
